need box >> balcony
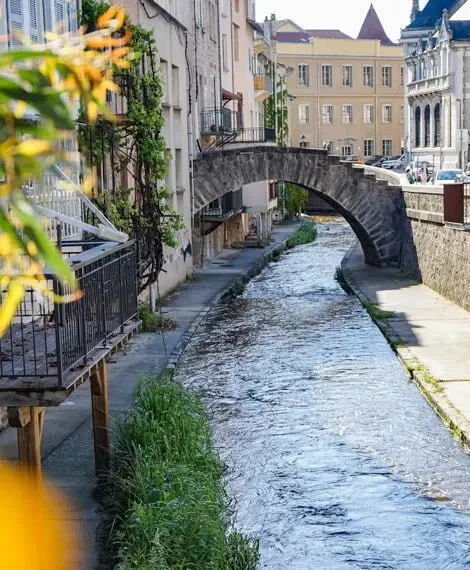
[407,73,453,98]
[202,190,243,221]
[200,107,241,136]
[231,127,276,144]
[254,74,273,101]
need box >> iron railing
[232,127,276,144]
[0,241,138,387]
[203,190,243,217]
[200,107,241,135]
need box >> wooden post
[8,407,46,483]
[90,360,110,478]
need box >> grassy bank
[286,220,317,249]
[107,373,259,570]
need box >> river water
[175,221,470,569]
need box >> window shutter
[29,0,43,43]
[0,0,7,51]
[43,0,55,34]
[7,0,24,48]
[68,0,78,33]
[54,0,66,33]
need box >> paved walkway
[343,243,470,451]
[0,222,299,569]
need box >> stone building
[275,5,405,161]
[402,0,470,169]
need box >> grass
[106,373,259,570]
[362,301,395,320]
[286,220,317,249]
[404,361,444,393]
[139,302,176,332]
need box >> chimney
[411,0,419,23]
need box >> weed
[138,302,176,332]
[334,266,354,295]
[106,373,259,569]
[362,301,395,320]
[232,279,245,297]
[272,248,282,262]
[286,221,317,249]
[186,272,197,283]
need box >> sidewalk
[343,243,470,451]
[0,221,299,569]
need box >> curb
[341,243,470,453]
[165,232,297,372]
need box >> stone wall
[400,186,470,311]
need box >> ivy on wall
[79,0,183,291]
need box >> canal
[175,220,470,569]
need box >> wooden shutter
[29,0,42,43]
[43,0,54,33]
[68,0,78,33]
[54,0,65,33]
[7,0,24,47]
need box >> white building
[402,0,470,169]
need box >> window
[299,104,310,124]
[322,104,333,124]
[382,66,392,87]
[322,65,332,87]
[382,104,392,123]
[175,149,183,189]
[434,103,441,147]
[222,34,229,70]
[424,104,431,147]
[268,182,277,200]
[209,2,216,40]
[160,59,169,103]
[195,0,204,26]
[343,65,352,87]
[233,24,239,61]
[364,139,374,157]
[342,104,353,124]
[400,105,405,123]
[342,144,352,156]
[415,107,421,147]
[298,64,309,87]
[172,65,180,106]
[363,104,374,123]
[299,136,310,148]
[234,0,239,12]
[364,65,374,87]
[324,141,333,153]
[221,0,229,16]
[382,139,392,156]
[401,66,405,86]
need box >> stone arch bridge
[193,146,406,267]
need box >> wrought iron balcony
[232,127,276,144]
[202,190,243,219]
[200,107,241,136]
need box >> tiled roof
[407,0,464,30]
[305,29,352,39]
[450,20,470,39]
[357,4,396,46]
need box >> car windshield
[437,170,463,180]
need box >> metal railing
[0,242,138,387]
[254,74,273,93]
[203,190,243,218]
[232,127,276,144]
[200,107,241,135]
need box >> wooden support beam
[90,360,110,478]
[13,407,46,483]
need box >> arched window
[434,103,441,147]
[424,105,431,146]
[415,107,421,147]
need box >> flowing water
[175,221,470,569]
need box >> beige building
[276,5,405,160]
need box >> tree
[0,6,132,334]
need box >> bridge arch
[193,146,405,266]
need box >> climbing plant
[80,0,182,292]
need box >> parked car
[382,154,407,169]
[432,169,470,185]
[371,156,391,167]
[364,155,384,166]
[406,160,436,179]
[340,155,360,163]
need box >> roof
[305,29,352,39]
[449,20,470,39]
[407,0,465,30]
[357,4,396,46]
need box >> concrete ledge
[341,244,470,453]
[406,209,444,224]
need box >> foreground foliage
[108,374,259,569]
[286,221,317,249]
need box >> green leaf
[10,199,76,286]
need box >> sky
[255,0,470,43]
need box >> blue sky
[255,0,470,43]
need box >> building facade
[276,6,405,160]
[402,0,470,169]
